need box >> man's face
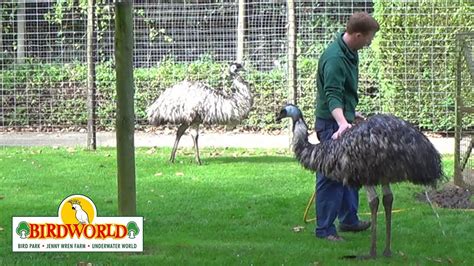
[355,31,376,50]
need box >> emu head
[229,62,244,76]
[276,104,302,122]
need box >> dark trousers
[314,117,360,238]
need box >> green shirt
[315,32,359,123]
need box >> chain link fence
[0,0,473,133]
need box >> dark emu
[147,63,253,164]
[276,104,443,258]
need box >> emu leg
[190,124,201,165]
[170,124,189,163]
[365,186,379,258]
[382,185,393,257]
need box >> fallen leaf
[426,257,443,263]
[175,172,184,176]
[0,227,4,231]
[292,225,305,233]
[67,147,75,153]
[154,172,163,177]
[146,148,156,155]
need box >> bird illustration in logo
[69,199,89,224]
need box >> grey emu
[147,63,252,164]
[276,104,443,258]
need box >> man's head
[344,12,379,50]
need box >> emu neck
[292,117,310,148]
[291,117,324,171]
[232,75,251,98]
[228,74,252,119]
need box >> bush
[373,0,474,131]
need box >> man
[314,12,379,241]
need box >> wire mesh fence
[0,0,473,133]
[454,32,474,189]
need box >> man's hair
[346,12,379,34]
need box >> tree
[16,221,30,239]
[127,221,139,239]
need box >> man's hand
[355,111,366,120]
[354,111,366,125]
[330,108,355,139]
[331,122,352,139]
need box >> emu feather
[277,104,443,258]
[147,63,252,164]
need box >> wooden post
[87,0,97,150]
[0,6,3,63]
[17,0,26,64]
[115,0,136,216]
[287,0,297,105]
[287,0,297,148]
[454,34,464,188]
[236,0,245,63]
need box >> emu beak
[275,109,286,122]
[275,113,283,123]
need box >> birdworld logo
[12,194,143,252]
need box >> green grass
[0,147,472,265]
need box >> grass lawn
[0,146,472,265]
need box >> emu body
[277,104,443,258]
[147,63,252,164]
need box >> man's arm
[322,58,350,139]
[331,108,351,139]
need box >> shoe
[323,234,344,242]
[339,221,371,232]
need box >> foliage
[373,0,474,131]
[1,1,473,131]
[0,57,292,130]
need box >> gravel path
[0,131,455,154]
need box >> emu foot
[383,249,392,257]
[340,253,376,260]
[358,254,377,260]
